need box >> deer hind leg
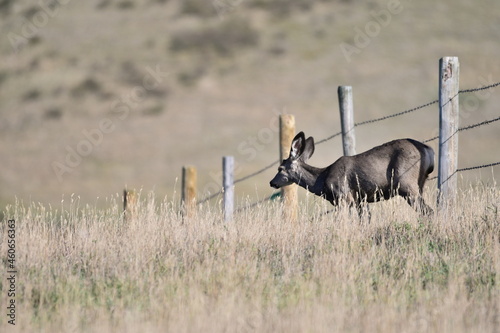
[415,196,433,216]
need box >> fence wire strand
[429,161,500,182]
[197,190,222,205]
[354,99,439,128]
[423,115,500,143]
[315,99,439,145]
[458,81,500,94]
[234,194,276,213]
[458,116,500,133]
[423,135,439,143]
[234,159,280,185]
[458,161,500,173]
[315,130,343,145]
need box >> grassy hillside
[0,185,498,332]
[0,0,499,207]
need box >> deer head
[270,132,315,189]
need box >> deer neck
[296,163,327,197]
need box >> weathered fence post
[438,57,460,209]
[223,156,234,223]
[279,114,298,222]
[123,189,138,222]
[338,85,356,156]
[181,166,197,218]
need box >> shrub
[170,19,259,56]
[250,0,312,18]
[181,0,214,17]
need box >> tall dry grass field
[1,184,499,332]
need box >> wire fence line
[234,193,277,214]
[422,81,500,143]
[428,160,500,181]
[422,135,439,144]
[316,79,500,146]
[234,159,279,185]
[197,80,500,206]
[458,115,500,133]
[235,95,442,187]
[430,161,500,184]
[315,99,440,145]
[355,99,439,128]
[197,190,222,205]
[458,81,500,94]
[423,115,500,143]
[314,130,343,145]
[224,97,432,207]
[458,161,500,173]
[197,159,280,204]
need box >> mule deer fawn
[270,132,434,215]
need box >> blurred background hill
[1,0,499,208]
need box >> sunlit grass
[0,184,499,332]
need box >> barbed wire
[234,159,279,185]
[197,80,500,205]
[458,116,500,132]
[234,193,280,213]
[197,190,222,205]
[458,161,500,173]
[197,160,280,204]
[458,81,500,94]
[315,99,439,146]
[317,80,500,146]
[423,115,500,144]
[432,161,500,184]
[422,81,500,143]
[229,95,443,192]
[315,130,343,145]
[422,135,439,143]
[355,99,439,128]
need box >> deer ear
[290,132,306,159]
[301,137,315,162]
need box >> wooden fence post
[223,156,234,222]
[181,166,197,218]
[438,57,460,209]
[338,86,356,156]
[123,189,138,222]
[279,114,298,222]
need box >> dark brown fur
[270,132,434,215]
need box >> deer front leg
[353,201,371,223]
[405,195,434,216]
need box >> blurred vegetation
[0,0,14,15]
[181,0,215,17]
[251,0,313,17]
[170,18,259,56]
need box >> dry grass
[1,184,499,332]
